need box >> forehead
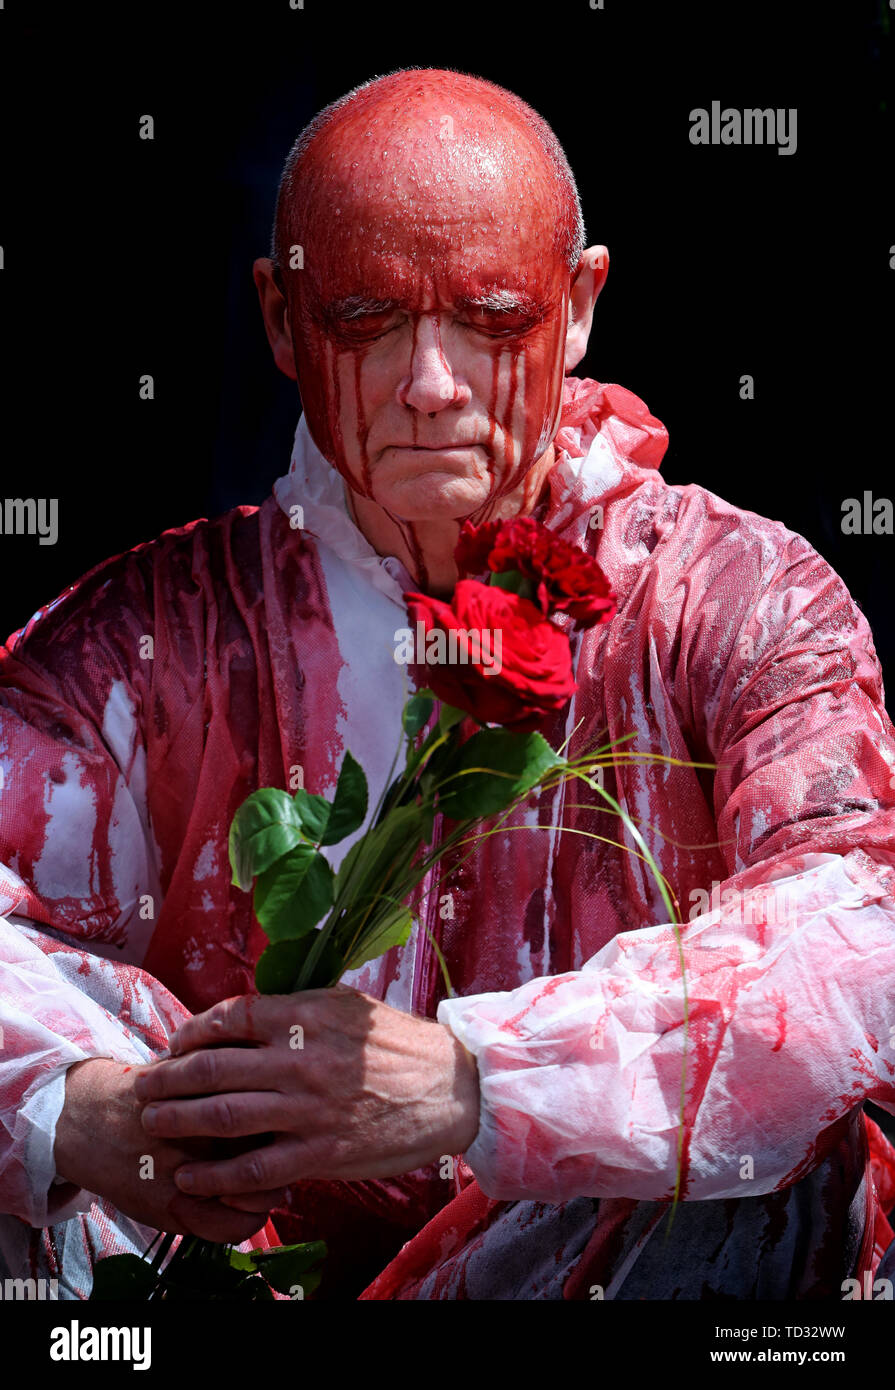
[304,225,561,310]
[293,100,566,304]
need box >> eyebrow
[321,290,544,319]
[322,296,399,320]
[454,290,543,316]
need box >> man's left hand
[133,986,480,1204]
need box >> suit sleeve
[0,555,189,1225]
[438,529,895,1203]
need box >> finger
[142,1091,292,1141]
[168,995,272,1056]
[134,1046,271,1102]
[174,1137,305,1197]
[168,1194,274,1245]
[220,1187,289,1213]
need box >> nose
[398,315,471,415]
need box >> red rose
[455,517,616,629]
[404,579,577,732]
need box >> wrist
[53,1057,120,1186]
[443,1028,481,1155]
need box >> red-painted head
[256,68,608,524]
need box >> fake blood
[276,69,576,590]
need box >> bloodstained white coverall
[1,377,894,1300]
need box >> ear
[564,245,609,372]
[253,258,298,381]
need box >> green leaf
[402,688,435,738]
[90,1253,160,1300]
[438,729,563,821]
[320,751,368,845]
[255,938,310,993]
[294,935,346,991]
[438,702,468,733]
[253,846,334,943]
[292,1269,323,1299]
[226,1250,260,1273]
[249,1241,327,1295]
[292,789,332,842]
[344,904,414,973]
[228,789,304,890]
[255,935,344,993]
[256,929,347,993]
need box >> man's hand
[132,986,481,1199]
[53,1058,288,1241]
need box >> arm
[0,557,281,1236]
[437,530,895,1202]
[1,915,282,1238]
[0,556,161,1223]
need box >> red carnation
[455,516,616,629]
[404,579,577,732]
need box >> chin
[372,473,495,522]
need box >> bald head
[273,68,585,286]
[254,68,608,543]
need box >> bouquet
[91,515,700,1299]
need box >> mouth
[389,444,483,452]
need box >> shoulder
[5,504,266,660]
[600,477,878,690]
[606,476,840,615]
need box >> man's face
[286,120,572,522]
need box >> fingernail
[142,1104,158,1131]
[133,1074,151,1100]
[175,1169,194,1191]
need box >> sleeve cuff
[437,994,504,1196]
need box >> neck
[344,445,557,597]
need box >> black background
[1,0,892,684]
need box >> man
[1,67,894,1300]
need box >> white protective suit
[1,377,893,1299]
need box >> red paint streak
[503,349,520,475]
[399,520,429,592]
[277,69,573,526]
[767,988,788,1052]
[410,317,419,447]
[563,1199,643,1300]
[774,1112,853,1190]
[670,1003,726,1201]
[353,349,371,495]
[500,973,568,1037]
[329,341,344,470]
[751,911,768,950]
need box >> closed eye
[460,307,542,338]
[328,312,401,344]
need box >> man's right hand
[53,1057,288,1242]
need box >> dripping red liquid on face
[410,317,419,448]
[353,349,372,496]
[280,70,577,587]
